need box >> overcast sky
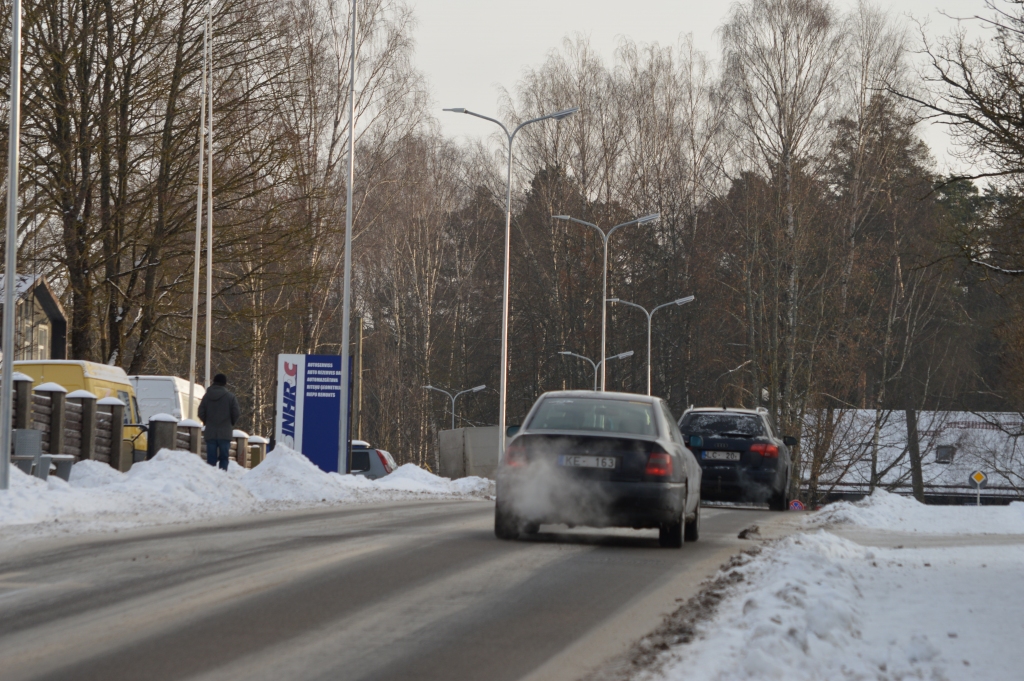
[408,0,989,172]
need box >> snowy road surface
[0,500,776,681]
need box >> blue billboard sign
[275,354,343,473]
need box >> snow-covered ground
[641,492,1024,681]
[810,488,1024,534]
[0,446,493,541]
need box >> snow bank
[653,531,1024,681]
[0,446,493,540]
[811,488,1024,534]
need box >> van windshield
[528,397,658,436]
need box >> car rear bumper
[699,465,779,501]
[497,475,685,529]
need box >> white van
[129,375,206,422]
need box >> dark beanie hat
[214,373,227,386]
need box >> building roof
[0,274,66,323]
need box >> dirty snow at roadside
[647,530,1023,681]
[809,488,1024,534]
[641,496,1024,681]
[0,446,493,540]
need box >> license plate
[703,451,741,461]
[558,455,617,469]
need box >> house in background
[0,274,67,360]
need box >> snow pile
[377,463,493,496]
[239,446,373,503]
[811,488,1024,534]
[0,451,259,532]
[0,446,492,539]
[653,531,1024,681]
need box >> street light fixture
[558,350,634,391]
[444,105,578,464]
[552,213,659,391]
[423,384,487,430]
[608,296,694,395]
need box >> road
[0,500,777,681]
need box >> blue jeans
[206,439,231,470]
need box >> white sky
[409,0,990,172]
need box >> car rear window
[680,412,763,437]
[528,397,658,436]
[351,450,371,472]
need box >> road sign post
[968,470,987,507]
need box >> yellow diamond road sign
[969,470,988,489]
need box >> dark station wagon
[677,407,797,510]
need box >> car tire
[659,511,684,549]
[768,474,789,512]
[494,503,521,540]
[684,502,700,542]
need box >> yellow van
[14,360,149,458]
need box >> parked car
[130,375,205,422]
[350,440,397,479]
[15,360,148,458]
[677,407,797,511]
[495,390,702,548]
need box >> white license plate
[703,451,741,461]
[558,455,617,469]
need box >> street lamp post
[188,0,217,419]
[558,350,634,391]
[423,384,486,430]
[608,296,694,395]
[444,105,577,462]
[552,213,659,391]
[0,0,21,491]
[338,0,357,475]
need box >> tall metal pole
[204,0,214,387]
[646,311,652,396]
[0,0,22,491]
[338,0,356,474]
[188,21,208,420]
[498,136,513,461]
[600,237,608,391]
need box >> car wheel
[768,475,789,511]
[523,522,540,535]
[494,503,521,540]
[659,509,684,548]
[684,502,700,542]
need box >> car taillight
[751,443,779,458]
[645,451,673,477]
[376,450,393,473]
[504,444,527,467]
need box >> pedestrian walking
[197,373,241,470]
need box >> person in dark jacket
[197,373,241,470]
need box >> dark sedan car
[495,391,702,548]
[677,407,797,511]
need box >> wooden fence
[8,373,267,471]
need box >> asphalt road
[0,501,777,681]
